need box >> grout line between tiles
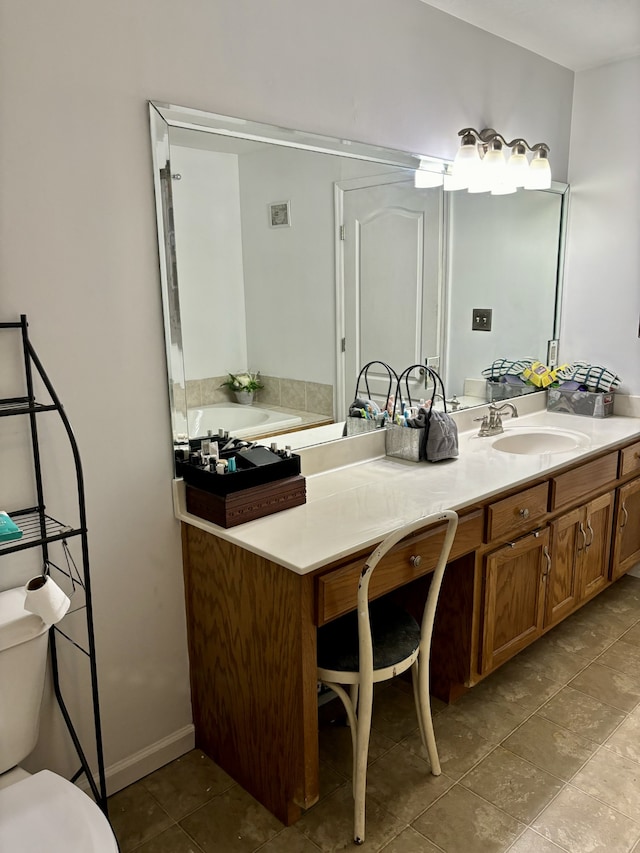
[178,823,209,853]
[122,795,175,853]
[253,828,323,852]
[505,826,572,853]
[537,781,640,853]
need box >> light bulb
[451,133,481,189]
[491,182,517,195]
[506,143,529,188]
[468,140,505,193]
[443,173,466,191]
[524,150,551,189]
[414,165,444,188]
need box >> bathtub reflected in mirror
[174,402,304,441]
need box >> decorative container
[185,477,306,528]
[234,390,254,405]
[385,422,425,462]
[486,380,538,403]
[547,388,614,418]
[345,413,387,436]
[176,451,301,497]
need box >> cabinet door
[611,478,640,581]
[481,528,550,674]
[580,491,614,598]
[547,507,583,628]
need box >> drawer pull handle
[543,545,551,577]
[409,555,422,568]
[621,502,628,529]
[578,523,587,551]
[519,508,530,520]
[586,519,594,548]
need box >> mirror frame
[149,101,569,449]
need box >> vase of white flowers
[221,371,264,405]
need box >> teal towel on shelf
[0,511,23,543]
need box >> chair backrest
[356,510,459,678]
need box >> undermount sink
[491,426,590,456]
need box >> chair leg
[411,661,427,745]
[353,679,373,845]
[412,659,441,776]
[349,683,360,798]
[350,683,359,717]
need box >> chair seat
[317,599,420,673]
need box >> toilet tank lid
[0,587,48,652]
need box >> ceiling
[419,0,640,71]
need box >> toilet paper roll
[23,575,71,625]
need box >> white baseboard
[80,724,195,796]
[627,564,640,579]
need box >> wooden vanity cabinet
[179,432,640,826]
[611,476,640,580]
[480,527,550,673]
[546,492,614,627]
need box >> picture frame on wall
[268,200,291,228]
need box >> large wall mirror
[149,102,568,449]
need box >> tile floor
[108,575,640,853]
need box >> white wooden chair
[316,510,458,844]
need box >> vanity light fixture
[447,128,551,194]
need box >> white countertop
[173,410,640,575]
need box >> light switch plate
[472,309,492,331]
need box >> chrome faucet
[491,402,519,419]
[475,402,518,437]
[433,393,461,412]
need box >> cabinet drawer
[620,441,640,478]
[315,509,483,626]
[486,483,549,542]
[551,452,618,511]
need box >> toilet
[0,586,119,851]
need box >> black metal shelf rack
[0,315,107,814]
